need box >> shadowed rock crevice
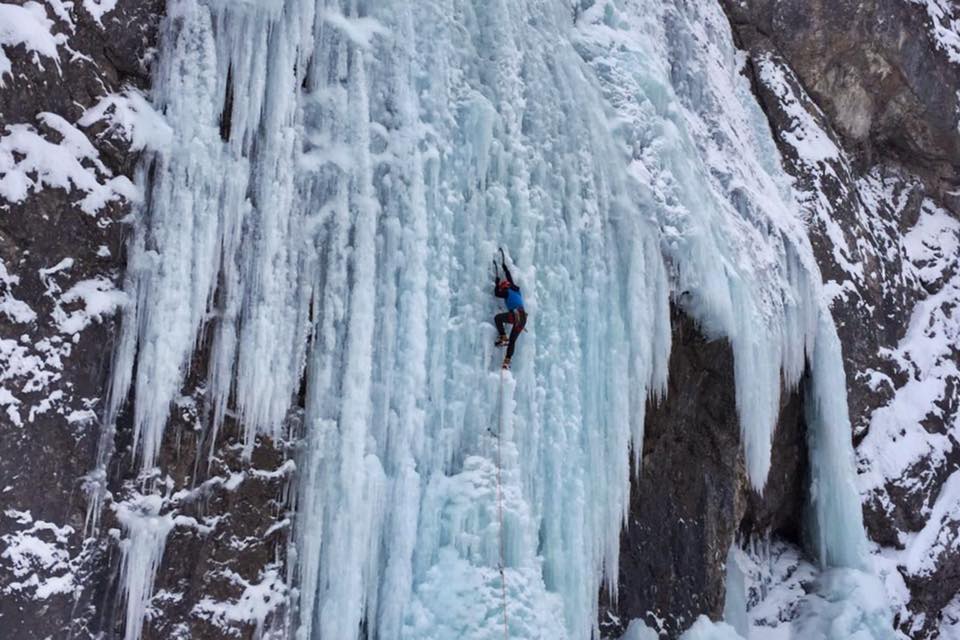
[600,307,809,638]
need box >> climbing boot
[502,357,511,370]
[495,334,509,347]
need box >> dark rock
[720,0,960,211]
[600,307,808,638]
[719,1,960,635]
[0,3,161,639]
[1,3,295,638]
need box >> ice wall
[576,0,875,572]
[96,0,883,638]
[292,3,670,637]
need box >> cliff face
[0,2,160,637]
[721,0,960,207]
[0,3,291,639]
[602,1,958,637]
[717,1,960,636]
[607,0,960,635]
[1,1,958,639]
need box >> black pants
[495,308,527,359]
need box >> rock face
[719,0,960,636]
[0,3,292,639]
[0,2,161,638]
[721,0,960,209]
[602,7,960,635]
[600,308,808,638]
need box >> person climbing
[492,248,526,370]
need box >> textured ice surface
[723,538,895,640]
[94,0,888,638]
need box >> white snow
[941,594,960,639]
[0,112,138,214]
[0,509,76,600]
[621,619,660,640]
[0,2,65,85]
[755,55,842,167]
[793,569,897,640]
[57,276,127,335]
[680,617,746,640]
[82,0,118,25]
[904,473,960,576]
[723,538,897,640]
[0,249,122,428]
[0,259,36,324]
[80,90,174,153]
[906,0,960,64]
[857,202,959,502]
[0,336,53,426]
[193,566,287,636]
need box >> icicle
[115,495,175,640]
[805,313,871,571]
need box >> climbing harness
[495,369,509,639]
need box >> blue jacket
[505,287,524,311]
[495,260,524,310]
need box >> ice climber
[493,248,526,370]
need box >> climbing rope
[495,369,509,639]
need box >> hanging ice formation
[92,0,888,638]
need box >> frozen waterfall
[93,0,888,638]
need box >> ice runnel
[115,495,175,640]
[98,0,887,638]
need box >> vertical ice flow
[115,495,175,640]
[98,0,882,638]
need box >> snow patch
[793,569,897,640]
[80,90,174,153]
[858,202,959,497]
[82,0,118,25]
[0,112,138,214]
[0,509,76,600]
[57,276,127,335]
[0,259,36,324]
[193,566,287,636]
[680,617,745,640]
[755,54,842,167]
[906,0,960,64]
[0,2,66,85]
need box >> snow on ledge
[0,2,66,85]
[80,91,174,153]
[57,277,128,335]
[0,509,76,600]
[0,112,138,215]
[0,259,36,324]
[192,565,287,635]
[82,0,118,26]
